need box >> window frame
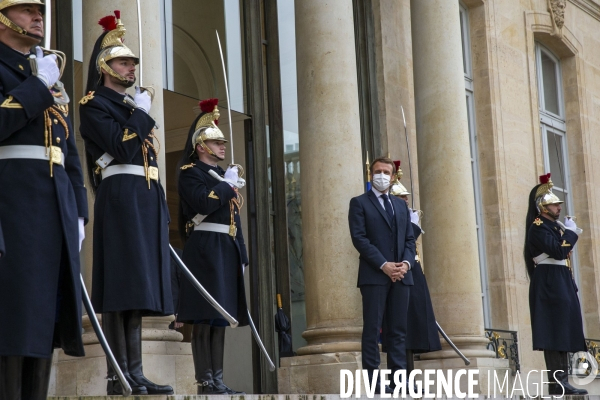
[460,2,491,328]
[535,42,580,286]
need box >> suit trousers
[361,281,410,381]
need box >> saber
[44,0,51,48]
[549,121,571,218]
[80,275,132,396]
[436,322,470,365]
[247,310,276,371]
[400,106,415,210]
[169,245,239,327]
[136,0,143,86]
[216,30,234,163]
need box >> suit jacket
[349,190,415,287]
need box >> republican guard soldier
[524,173,587,395]
[0,0,88,398]
[79,11,173,396]
[177,98,248,394]
[388,161,441,377]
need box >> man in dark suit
[348,156,415,391]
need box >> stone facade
[46,0,600,395]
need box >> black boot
[545,350,588,395]
[211,326,245,394]
[192,324,226,394]
[21,356,53,400]
[0,356,23,400]
[125,310,174,395]
[103,312,147,395]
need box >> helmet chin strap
[201,142,224,161]
[0,12,43,41]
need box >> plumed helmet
[96,10,139,82]
[390,160,410,197]
[535,173,563,213]
[189,98,227,159]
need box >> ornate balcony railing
[568,338,600,378]
[485,329,520,376]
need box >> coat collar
[367,190,392,228]
[95,86,135,111]
[0,41,32,78]
[195,159,225,176]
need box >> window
[460,3,491,327]
[535,43,580,284]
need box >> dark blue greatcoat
[405,223,442,352]
[79,86,172,316]
[528,215,586,352]
[177,161,249,326]
[0,220,4,257]
[0,42,87,358]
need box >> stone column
[51,2,189,396]
[277,0,365,394]
[410,0,504,392]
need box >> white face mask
[372,173,391,192]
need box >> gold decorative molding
[568,0,600,22]
[548,0,567,36]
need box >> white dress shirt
[370,188,411,271]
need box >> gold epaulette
[79,91,95,105]
[533,218,543,226]
[180,163,195,170]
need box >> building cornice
[569,0,600,21]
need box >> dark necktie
[380,194,393,220]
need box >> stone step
[48,396,600,400]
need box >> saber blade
[80,275,132,396]
[401,105,415,210]
[216,30,234,163]
[136,0,143,86]
[169,245,239,327]
[44,0,51,48]
[247,310,276,371]
[436,322,470,365]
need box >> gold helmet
[191,98,227,159]
[0,0,45,40]
[96,11,139,83]
[390,160,410,197]
[535,173,563,214]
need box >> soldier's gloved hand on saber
[410,209,420,225]
[78,218,85,252]
[564,216,582,235]
[33,47,59,88]
[224,165,239,188]
[134,86,152,114]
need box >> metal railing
[485,328,520,376]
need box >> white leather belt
[533,253,567,266]
[101,164,158,181]
[0,145,64,166]
[194,222,230,234]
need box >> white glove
[243,264,247,275]
[134,87,152,113]
[410,209,420,225]
[34,47,59,87]
[223,165,239,187]
[563,217,582,235]
[78,217,85,252]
